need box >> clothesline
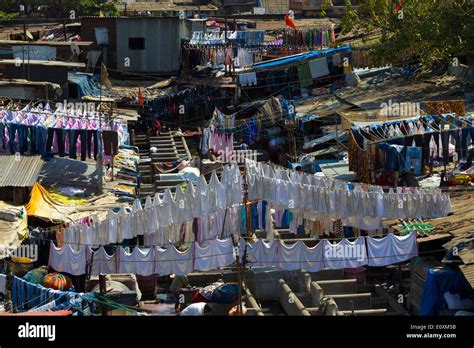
[353,114,473,146]
[60,163,243,246]
[47,232,418,276]
[246,159,448,194]
[245,159,452,221]
[52,159,452,250]
[0,107,123,128]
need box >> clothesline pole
[99,274,108,316]
[110,102,115,181]
[236,253,243,315]
[98,78,104,194]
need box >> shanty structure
[0,155,44,205]
[80,16,194,75]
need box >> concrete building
[80,16,194,75]
[0,59,85,99]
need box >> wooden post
[99,274,108,316]
[236,254,243,316]
[110,103,115,181]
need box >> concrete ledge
[310,281,324,307]
[340,308,387,316]
[244,283,264,317]
[316,279,357,295]
[329,293,372,311]
[278,279,311,316]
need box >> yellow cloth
[48,188,87,206]
[26,183,127,223]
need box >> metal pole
[224,0,227,46]
[98,73,104,193]
[22,15,26,79]
[224,0,228,75]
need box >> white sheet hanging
[132,199,145,236]
[193,238,235,272]
[299,240,325,272]
[48,241,86,275]
[118,247,156,276]
[321,237,368,269]
[155,245,193,276]
[278,241,306,271]
[366,232,418,267]
[89,246,116,275]
[243,239,279,267]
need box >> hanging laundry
[193,239,235,272]
[88,246,116,275]
[118,247,156,276]
[238,72,258,87]
[245,159,452,220]
[297,62,313,88]
[48,242,87,276]
[366,231,418,267]
[241,239,279,267]
[322,237,368,269]
[212,109,236,131]
[12,276,79,311]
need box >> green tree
[0,0,119,18]
[324,0,474,67]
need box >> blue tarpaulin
[420,267,472,315]
[247,45,351,71]
[68,72,101,97]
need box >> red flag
[395,0,404,12]
[285,13,296,29]
[138,87,143,107]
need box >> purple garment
[66,118,75,129]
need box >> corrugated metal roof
[0,155,44,187]
[459,264,474,289]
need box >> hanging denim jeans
[36,125,48,158]
[460,126,474,160]
[8,123,27,154]
[379,142,401,171]
[402,146,422,175]
[45,128,66,158]
[69,129,87,161]
[27,126,37,154]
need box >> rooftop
[0,59,85,68]
[0,155,44,188]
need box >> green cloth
[23,267,49,284]
[298,63,313,88]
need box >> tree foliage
[325,0,474,66]
[0,0,119,18]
